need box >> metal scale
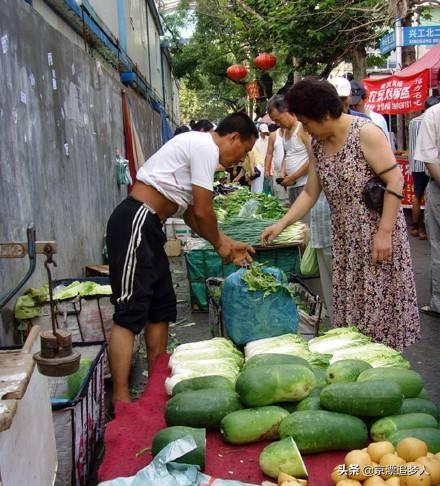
[0,226,80,377]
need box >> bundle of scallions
[202,217,307,248]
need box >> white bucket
[165,218,192,240]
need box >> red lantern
[226,64,248,81]
[254,53,276,70]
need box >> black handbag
[249,167,261,181]
[362,163,403,211]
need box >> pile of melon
[332,438,440,485]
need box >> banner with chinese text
[363,71,429,114]
[245,80,260,100]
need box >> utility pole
[395,18,405,150]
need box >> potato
[278,473,297,485]
[396,438,428,462]
[379,453,406,479]
[345,449,372,480]
[336,481,362,486]
[415,457,440,485]
[332,465,348,484]
[400,462,431,486]
[368,443,396,463]
[386,478,401,485]
[364,476,386,485]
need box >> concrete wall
[0,0,162,344]
[146,4,164,101]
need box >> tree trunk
[350,46,367,80]
[259,71,273,99]
[402,15,416,68]
[277,71,294,95]
[320,63,334,79]
[293,57,301,84]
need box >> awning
[363,42,440,114]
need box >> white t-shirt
[253,136,269,167]
[367,111,391,146]
[414,103,440,165]
[136,131,219,216]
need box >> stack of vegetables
[308,327,411,369]
[152,331,438,483]
[164,337,244,396]
[215,218,307,247]
[209,187,307,247]
[213,187,287,222]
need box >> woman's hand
[261,222,285,246]
[372,228,392,264]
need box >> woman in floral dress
[261,78,420,349]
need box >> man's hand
[261,222,285,246]
[264,170,271,179]
[372,228,392,264]
[281,176,294,187]
[229,240,255,266]
[216,239,233,263]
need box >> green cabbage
[171,357,241,377]
[169,348,244,368]
[330,343,410,368]
[53,281,112,300]
[173,338,236,353]
[14,294,41,319]
[244,333,330,367]
[308,326,371,354]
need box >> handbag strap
[377,163,399,177]
[377,163,403,200]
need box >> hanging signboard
[403,25,440,46]
[380,32,396,54]
[245,80,260,100]
[363,71,429,114]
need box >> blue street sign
[380,31,396,54]
[403,26,440,46]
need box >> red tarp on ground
[98,354,345,485]
[363,42,440,114]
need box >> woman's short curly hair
[285,77,343,121]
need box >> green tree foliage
[162,0,437,118]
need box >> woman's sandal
[421,305,440,317]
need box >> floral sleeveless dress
[313,117,420,350]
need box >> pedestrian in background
[414,101,440,318]
[262,78,420,349]
[408,96,440,240]
[350,79,390,145]
[264,124,288,203]
[329,77,370,119]
[250,124,269,193]
[192,119,214,132]
[267,95,310,206]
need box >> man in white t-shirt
[106,113,257,404]
[350,79,391,145]
[414,102,440,317]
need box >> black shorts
[413,172,429,201]
[106,197,177,334]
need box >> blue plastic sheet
[222,267,299,345]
